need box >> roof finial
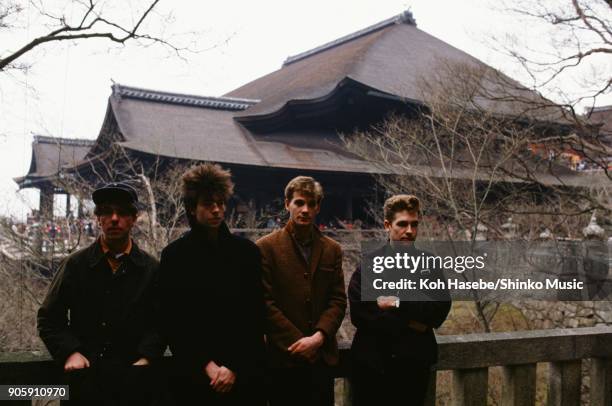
[397,9,416,26]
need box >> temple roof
[225,10,561,126]
[588,105,612,145]
[16,11,604,190]
[112,84,259,111]
[94,83,606,187]
[15,135,95,188]
[90,84,379,173]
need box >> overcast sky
[1,0,610,220]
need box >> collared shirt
[100,237,132,273]
[294,236,313,265]
[287,222,314,264]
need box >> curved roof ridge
[590,105,612,113]
[283,10,416,66]
[33,135,96,147]
[112,83,260,111]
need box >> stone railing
[2,327,611,406]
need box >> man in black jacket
[37,182,164,405]
[158,163,265,406]
[349,195,451,406]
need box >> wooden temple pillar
[77,198,85,218]
[39,186,54,219]
[66,194,72,218]
[345,188,353,221]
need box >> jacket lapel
[282,225,307,268]
[284,221,323,274]
[309,234,323,276]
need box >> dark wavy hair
[182,163,234,227]
[383,194,421,222]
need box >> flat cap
[92,182,138,205]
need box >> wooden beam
[452,368,488,406]
[548,360,582,406]
[501,364,536,406]
[436,327,612,370]
[590,358,612,406]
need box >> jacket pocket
[318,265,336,273]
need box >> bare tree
[343,60,609,331]
[496,0,610,105]
[0,217,63,351]
[0,143,195,351]
[0,0,193,72]
[489,0,612,175]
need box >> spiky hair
[182,163,234,226]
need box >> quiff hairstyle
[182,163,234,227]
[284,176,324,203]
[383,194,421,222]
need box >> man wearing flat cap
[38,182,165,405]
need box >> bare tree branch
[495,0,611,108]
[343,59,610,331]
[0,0,193,71]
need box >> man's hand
[64,352,90,372]
[288,331,325,363]
[377,296,399,310]
[210,366,236,393]
[132,357,150,366]
[204,360,220,381]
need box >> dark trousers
[351,358,432,406]
[169,373,265,406]
[266,365,334,406]
[64,360,165,406]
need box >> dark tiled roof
[15,135,95,187]
[226,11,563,123]
[112,84,259,111]
[588,105,612,136]
[590,105,612,113]
[225,25,389,117]
[105,85,599,185]
[283,10,416,66]
[15,11,602,188]
[106,90,378,173]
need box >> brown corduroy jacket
[256,221,346,368]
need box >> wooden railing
[336,326,612,406]
[2,327,611,406]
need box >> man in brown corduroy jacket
[257,176,346,406]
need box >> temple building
[15,11,608,224]
[14,136,95,218]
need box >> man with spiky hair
[257,176,346,406]
[158,163,265,406]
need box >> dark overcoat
[158,223,265,383]
[37,239,163,365]
[349,244,452,371]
